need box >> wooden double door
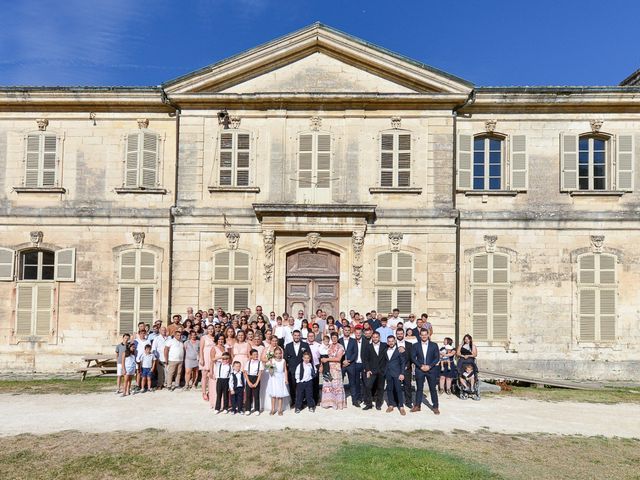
[286,249,339,318]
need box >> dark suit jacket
[398,341,413,371]
[411,340,440,376]
[339,336,358,364]
[362,342,388,375]
[384,347,407,378]
[284,341,310,372]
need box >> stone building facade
[0,24,638,379]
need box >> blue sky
[1,0,638,87]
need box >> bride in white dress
[264,347,289,415]
[261,338,289,412]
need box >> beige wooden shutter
[616,134,634,191]
[138,286,155,324]
[377,289,392,314]
[598,255,616,284]
[298,134,313,192]
[396,252,413,282]
[141,132,158,188]
[139,251,155,281]
[42,134,57,187]
[214,251,230,280]
[579,289,596,341]
[35,284,52,336]
[397,134,411,187]
[120,251,137,281]
[0,248,15,281]
[510,135,528,191]
[25,134,41,187]
[472,288,488,339]
[380,134,394,187]
[119,286,136,334]
[213,287,230,311]
[233,287,249,312]
[233,252,249,281]
[16,284,34,335]
[377,253,393,282]
[472,254,489,283]
[561,134,579,191]
[236,133,250,186]
[492,254,509,283]
[396,289,412,315]
[54,248,75,282]
[219,132,233,186]
[316,134,331,189]
[579,255,595,284]
[599,289,616,341]
[125,133,140,187]
[492,288,508,340]
[457,134,472,190]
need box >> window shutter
[579,255,595,284]
[233,252,249,281]
[599,255,616,284]
[472,288,488,340]
[377,289,392,314]
[120,251,137,281]
[510,135,528,191]
[397,134,411,187]
[139,251,155,281]
[35,284,52,336]
[316,134,331,189]
[233,287,249,312]
[377,253,393,282]
[25,134,41,187]
[457,134,472,190]
[236,133,251,187]
[616,134,634,191]
[472,254,488,283]
[16,284,34,335]
[214,287,230,311]
[492,288,508,340]
[125,133,140,187]
[599,289,616,341]
[396,289,412,315]
[214,251,230,280]
[380,134,394,187]
[492,254,509,283]
[0,248,15,281]
[219,133,233,186]
[42,134,57,187]
[396,252,413,282]
[119,286,136,334]
[54,248,75,282]
[138,286,155,324]
[579,289,596,341]
[561,134,579,191]
[298,134,313,192]
[141,132,158,188]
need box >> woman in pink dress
[224,326,236,357]
[320,332,347,410]
[208,334,227,410]
[199,324,216,401]
[232,330,250,368]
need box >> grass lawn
[0,377,113,394]
[0,430,637,480]
[485,385,640,404]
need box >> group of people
[115,306,480,415]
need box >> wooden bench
[78,355,118,381]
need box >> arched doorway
[286,249,339,317]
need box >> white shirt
[388,316,403,329]
[139,353,155,369]
[216,363,231,379]
[356,339,363,363]
[293,341,301,356]
[165,338,184,362]
[229,371,244,390]
[245,359,262,376]
[403,320,417,331]
[397,339,406,349]
[294,318,304,330]
[152,335,168,361]
[295,362,315,382]
[308,341,321,366]
[283,326,294,345]
[373,342,380,355]
[386,346,396,360]
[342,336,351,352]
[421,341,429,363]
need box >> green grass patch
[484,385,640,404]
[325,444,499,480]
[0,377,113,395]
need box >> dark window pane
[473,151,484,163]
[473,178,485,190]
[23,251,39,265]
[579,178,589,190]
[489,151,501,164]
[23,265,38,280]
[42,251,55,267]
[489,178,501,190]
[579,165,589,176]
[579,138,589,150]
[474,138,485,151]
[593,151,605,164]
[594,178,606,190]
[42,266,55,280]
[579,151,588,164]
[593,164,605,177]
[473,165,484,176]
[489,139,502,150]
[593,139,605,150]
[489,164,501,177]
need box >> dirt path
[1,390,638,438]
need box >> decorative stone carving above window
[484,119,497,133]
[230,116,241,129]
[263,230,275,282]
[388,232,403,252]
[132,232,145,248]
[30,231,43,247]
[226,231,240,250]
[391,116,401,129]
[36,119,49,131]
[590,235,605,253]
[310,116,322,131]
[307,232,321,250]
[484,234,497,253]
[137,118,149,129]
[352,228,366,286]
[590,119,604,134]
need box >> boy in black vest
[294,351,316,413]
[229,360,245,415]
[244,349,262,415]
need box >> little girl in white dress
[265,347,289,415]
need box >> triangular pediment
[164,23,472,95]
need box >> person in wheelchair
[456,333,479,400]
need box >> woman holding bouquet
[261,336,282,412]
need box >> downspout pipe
[451,89,476,346]
[160,87,181,320]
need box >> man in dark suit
[410,328,441,414]
[284,330,310,408]
[395,327,414,409]
[362,331,387,410]
[351,327,365,406]
[339,325,360,407]
[384,335,407,415]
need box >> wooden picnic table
[78,355,117,381]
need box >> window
[14,248,75,282]
[578,254,616,342]
[24,132,58,187]
[16,283,53,336]
[380,132,411,187]
[218,131,251,187]
[125,131,160,188]
[212,250,250,313]
[21,250,54,280]
[471,253,509,341]
[458,133,527,191]
[297,132,332,203]
[118,250,156,334]
[376,252,413,315]
[561,133,634,192]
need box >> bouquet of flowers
[265,351,275,376]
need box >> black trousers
[295,380,315,410]
[403,365,413,406]
[364,372,385,408]
[287,367,298,406]
[245,375,260,411]
[215,378,230,411]
[230,385,244,412]
[312,364,320,404]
